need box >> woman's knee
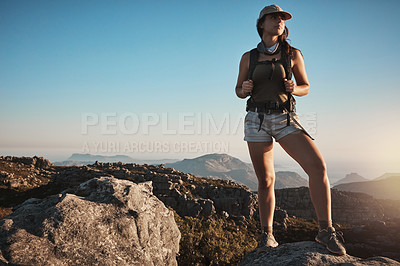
[258,173,276,189]
[304,159,327,178]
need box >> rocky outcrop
[238,241,400,266]
[0,156,393,226]
[275,187,385,225]
[0,156,54,190]
[0,177,180,265]
[1,157,257,220]
[64,161,258,219]
[2,156,400,264]
[0,156,53,169]
[344,219,400,262]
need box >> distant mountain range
[53,153,179,166]
[333,174,400,200]
[68,154,134,163]
[165,153,308,191]
[332,172,369,187]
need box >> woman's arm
[285,49,310,96]
[235,52,253,99]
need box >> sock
[262,225,273,234]
[318,220,332,231]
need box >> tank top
[250,58,288,104]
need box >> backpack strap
[281,46,292,81]
[280,46,295,126]
[248,48,259,81]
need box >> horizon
[1,0,400,182]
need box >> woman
[235,4,346,255]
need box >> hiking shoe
[315,226,346,255]
[256,233,278,254]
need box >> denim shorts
[244,110,305,142]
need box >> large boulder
[0,177,180,265]
[238,241,400,266]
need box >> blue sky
[1,0,400,181]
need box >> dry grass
[171,208,257,266]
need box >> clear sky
[1,0,399,181]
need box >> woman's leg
[247,141,276,230]
[277,131,331,222]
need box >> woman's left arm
[284,49,310,96]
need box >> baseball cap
[259,4,292,20]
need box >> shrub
[172,210,257,265]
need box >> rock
[207,187,257,218]
[275,187,385,225]
[366,220,387,231]
[274,207,289,230]
[238,241,400,266]
[222,211,229,219]
[2,156,53,169]
[0,160,53,190]
[235,215,246,224]
[343,220,400,262]
[198,198,216,217]
[0,177,180,265]
[274,207,288,223]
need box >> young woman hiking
[235,4,346,255]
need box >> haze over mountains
[333,174,400,200]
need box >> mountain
[333,174,400,200]
[374,173,400,181]
[68,153,134,163]
[53,160,96,167]
[332,172,368,187]
[165,153,308,191]
[275,171,308,189]
[53,153,179,166]
[165,153,258,190]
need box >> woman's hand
[283,78,295,93]
[242,80,253,96]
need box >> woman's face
[260,13,285,36]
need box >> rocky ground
[238,241,400,266]
[0,177,180,265]
[0,155,399,265]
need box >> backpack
[246,46,296,115]
[247,47,292,82]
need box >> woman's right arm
[235,52,254,99]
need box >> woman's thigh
[277,131,326,175]
[247,141,275,180]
